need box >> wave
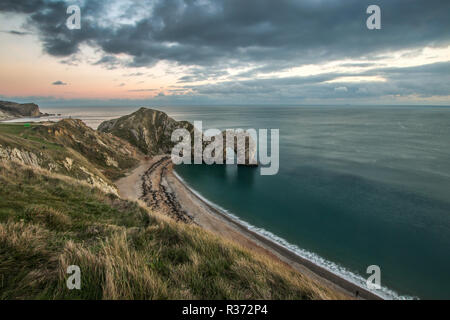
[173,171,416,300]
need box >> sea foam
[174,171,416,300]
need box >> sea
[4,105,450,299]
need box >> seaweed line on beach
[139,156,193,224]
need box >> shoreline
[0,114,56,122]
[116,157,383,300]
[168,169,383,300]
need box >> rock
[0,145,41,167]
[98,107,194,156]
[99,108,258,166]
[0,100,43,120]
[33,118,140,174]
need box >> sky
[0,0,449,107]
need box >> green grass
[0,160,344,300]
[0,123,35,135]
[0,123,61,150]
[0,120,345,300]
[0,121,138,182]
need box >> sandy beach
[116,157,382,300]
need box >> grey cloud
[181,61,450,102]
[1,0,449,104]
[4,30,30,35]
[52,80,67,85]
[334,87,348,93]
[1,0,449,69]
[123,72,146,77]
[94,55,123,69]
[127,89,157,92]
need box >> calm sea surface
[8,105,450,299]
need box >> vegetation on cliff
[0,120,140,186]
[98,107,194,156]
[0,121,343,300]
[99,108,258,165]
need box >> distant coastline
[0,100,59,121]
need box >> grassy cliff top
[0,120,345,300]
[0,160,343,299]
[0,120,140,181]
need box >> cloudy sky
[0,0,449,106]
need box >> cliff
[0,119,142,195]
[0,100,45,120]
[99,108,258,165]
[98,107,194,156]
[32,118,141,180]
[0,119,342,300]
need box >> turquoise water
[31,105,450,299]
[162,105,450,300]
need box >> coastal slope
[0,120,346,300]
[99,107,258,165]
[98,107,194,156]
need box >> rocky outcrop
[98,108,194,156]
[0,144,118,195]
[98,108,258,166]
[32,118,141,179]
[0,117,142,193]
[0,101,46,120]
[0,145,41,168]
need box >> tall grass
[0,160,346,300]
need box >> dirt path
[115,158,153,202]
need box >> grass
[0,121,139,181]
[0,121,345,300]
[0,160,345,300]
[0,123,36,135]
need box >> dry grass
[0,154,346,300]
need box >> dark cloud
[3,30,30,36]
[52,80,67,85]
[1,0,449,104]
[0,0,46,14]
[1,0,449,68]
[177,68,229,83]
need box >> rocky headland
[0,100,50,121]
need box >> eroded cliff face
[32,119,141,180]
[0,145,41,168]
[98,108,258,165]
[0,117,148,195]
[0,144,118,195]
[0,101,43,120]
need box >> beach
[116,156,382,300]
